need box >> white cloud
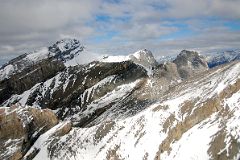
[0,0,239,65]
[0,0,100,33]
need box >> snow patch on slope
[24,121,70,159]
[101,49,157,76]
[0,64,15,80]
[161,113,220,160]
[25,47,50,62]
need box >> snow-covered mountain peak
[101,49,157,76]
[0,38,84,81]
[50,38,83,53]
[101,49,157,65]
[131,49,157,65]
[207,49,240,68]
[132,49,153,59]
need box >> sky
[0,0,240,65]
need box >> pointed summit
[131,49,157,67]
[0,38,84,80]
[50,38,83,53]
[173,50,208,79]
[174,50,208,69]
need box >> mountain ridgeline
[0,39,240,160]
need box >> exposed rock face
[49,39,84,61]
[0,105,59,160]
[1,60,148,127]
[130,49,158,69]
[0,60,65,104]
[153,50,209,82]
[0,39,84,104]
[173,50,208,79]
[154,62,180,79]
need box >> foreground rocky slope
[0,105,58,160]
[18,60,239,160]
[0,39,240,160]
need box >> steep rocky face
[173,50,208,79]
[129,49,158,68]
[0,39,84,104]
[2,61,148,126]
[0,105,59,160]
[48,39,84,61]
[0,60,65,104]
[154,62,180,79]
[152,50,209,86]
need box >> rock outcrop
[173,50,208,79]
[0,105,59,160]
[130,49,158,69]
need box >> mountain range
[0,39,240,160]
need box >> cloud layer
[0,0,240,64]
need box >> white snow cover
[69,78,141,123]
[64,49,102,67]
[101,55,131,63]
[207,49,240,64]
[25,47,50,62]
[101,49,155,64]
[0,47,52,81]
[0,64,15,80]
[0,39,84,80]
[0,138,22,159]
[161,113,220,160]
[2,72,63,107]
[223,90,240,158]
[101,49,157,76]
[2,47,240,160]
[24,121,70,159]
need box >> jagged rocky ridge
[0,39,240,160]
[207,49,240,68]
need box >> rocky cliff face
[0,105,59,160]
[173,50,208,79]
[0,39,240,160]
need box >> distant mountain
[207,49,240,68]
[157,55,176,64]
[0,39,240,160]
